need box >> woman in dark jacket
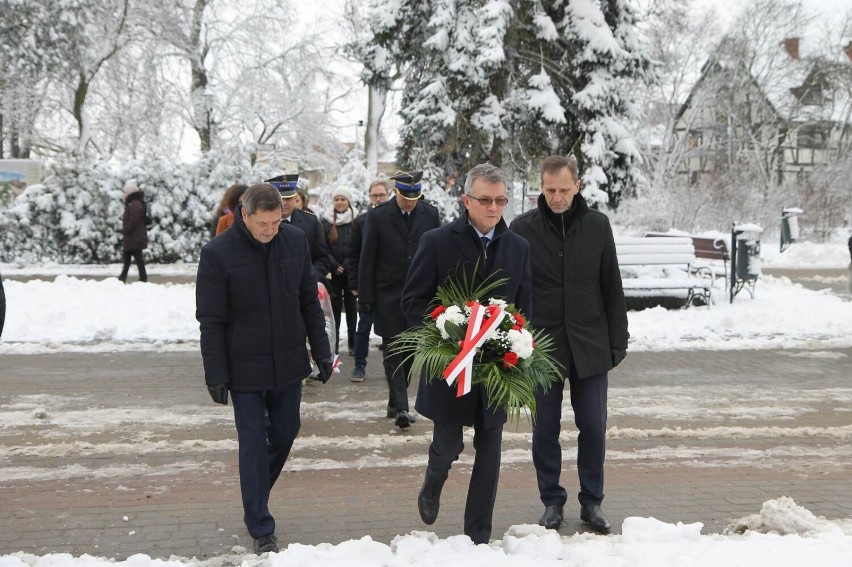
[118,181,149,283]
[320,186,359,354]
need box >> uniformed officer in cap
[358,171,441,429]
[266,174,332,282]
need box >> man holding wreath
[401,163,533,545]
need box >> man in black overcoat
[401,163,533,545]
[196,183,333,554]
[266,174,332,281]
[348,178,392,381]
[509,155,629,534]
[358,171,440,428]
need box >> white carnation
[507,328,535,359]
[488,298,508,310]
[436,305,466,339]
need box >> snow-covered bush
[0,153,280,263]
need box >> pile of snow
[2,272,851,354]
[2,499,850,566]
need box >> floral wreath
[391,266,561,421]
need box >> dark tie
[480,236,490,250]
[403,212,411,228]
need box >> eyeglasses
[465,194,509,207]
[369,193,388,199]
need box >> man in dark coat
[196,183,333,554]
[348,178,392,381]
[358,171,441,428]
[0,270,5,338]
[510,155,628,534]
[118,181,149,282]
[266,174,332,281]
[401,163,532,545]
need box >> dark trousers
[353,311,373,368]
[328,274,356,353]
[381,336,411,411]
[119,249,147,282]
[532,360,608,508]
[231,384,302,538]
[427,420,503,544]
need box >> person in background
[267,174,332,281]
[358,171,441,429]
[401,163,532,545]
[321,186,359,355]
[215,184,248,235]
[348,179,391,381]
[196,183,333,555]
[294,186,315,214]
[0,270,5,339]
[846,234,851,293]
[510,154,628,534]
[210,186,234,238]
[118,181,149,283]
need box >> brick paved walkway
[1,347,850,559]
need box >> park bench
[646,232,730,288]
[615,236,716,307]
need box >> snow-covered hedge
[0,154,278,264]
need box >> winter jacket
[196,206,332,392]
[0,271,5,338]
[401,212,533,428]
[281,208,332,280]
[358,198,441,337]
[348,211,367,290]
[509,193,628,379]
[320,207,358,275]
[215,211,235,235]
[121,192,149,252]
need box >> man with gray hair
[401,162,533,544]
[196,183,334,554]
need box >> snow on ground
[2,498,851,566]
[2,243,851,563]
[1,270,850,353]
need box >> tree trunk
[365,84,386,174]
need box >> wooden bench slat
[618,253,698,265]
[617,244,695,255]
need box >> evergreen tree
[356,0,653,207]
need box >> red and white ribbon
[442,302,506,397]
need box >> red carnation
[430,305,447,320]
[513,312,526,326]
[466,301,477,308]
[512,325,522,331]
[502,352,519,368]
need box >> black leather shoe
[395,410,412,429]
[253,534,278,554]
[539,504,564,529]
[418,476,444,525]
[580,504,612,533]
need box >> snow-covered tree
[354,0,654,208]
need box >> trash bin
[735,237,761,281]
[780,207,803,253]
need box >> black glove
[611,348,627,368]
[316,357,334,384]
[207,383,229,405]
[358,301,373,315]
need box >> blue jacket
[401,212,533,427]
[196,207,332,392]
